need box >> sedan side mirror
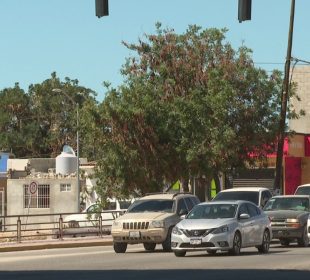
[239,213,250,220]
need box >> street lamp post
[52,88,80,212]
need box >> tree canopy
[93,24,286,200]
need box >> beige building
[289,65,310,133]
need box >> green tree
[94,24,290,201]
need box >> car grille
[271,218,287,227]
[179,242,215,248]
[123,222,149,230]
[183,229,211,237]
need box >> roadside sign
[29,181,38,195]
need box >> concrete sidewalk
[0,236,113,253]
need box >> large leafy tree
[94,23,286,200]
[0,72,97,159]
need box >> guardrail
[0,210,125,243]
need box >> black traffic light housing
[238,0,251,22]
[96,0,109,18]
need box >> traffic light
[238,0,251,22]
[96,0,109,18]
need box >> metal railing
[0,210,125,243]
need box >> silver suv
[111,192,200,253]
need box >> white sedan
[171,200,272,257]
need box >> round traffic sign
[29,181,38,194]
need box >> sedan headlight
[150,220,165,228]
[212,225,229,234]
[172,226,183,235]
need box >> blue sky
[1,0,309,101]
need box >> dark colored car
[263,195,310,247]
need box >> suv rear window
[213,191,259,206]
[127,199,174,213]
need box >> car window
[118,200,132,209]
[264,197,310,211]
[261,190,272,208]
[213,191,259,206]
[246,203,259,217]
[190,196,200,206]
[127,199,174,213]
[177,198,188,215]
[295,187,310,195]
[238,203,249,217]
[187,204,237,219]
[184,197,194,211]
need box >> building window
[24,184,50,208]
[60,183,71,192]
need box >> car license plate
[129,231,140,238]
[190,238,202,245]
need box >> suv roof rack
[172,192,192,198]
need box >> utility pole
[274,0,295,192]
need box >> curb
[0,239,113,253]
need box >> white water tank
[56,145,77,175]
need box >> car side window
[261,191,272,208]
[184,197,194,211]
[190,196,200,205]
[246,203,259,217]
[177,198,188,215]
[238,204,249,217]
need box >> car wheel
[280,238,290,246]
[113,242,127,253]
[143,243,156,251]
[297,226,309,247]
[162,228,172,252]
[207,249,217,255]
[257,229,270,254]
[229,232,241,255]
[174,250,186,257]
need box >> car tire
[257,229,270,254]
[174,250,186,257]
[297,225,309,247]
[113,242,127,253]
[162,228,172,252]
[229,232,242,255]
[280,238,290,246]
[207,249,217,255]
[143,243,156,251]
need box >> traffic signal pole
[274,0,295,192]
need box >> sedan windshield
[213,191,259,206]
[187,204,237,219]
[264,197,309,211]
[127,199,174,213]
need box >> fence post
[59,215,63,240]
[17,216,21,243]
[99,216,102,238]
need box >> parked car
[212,187,272,208]
[294,184,310,195]
[263,195,310,247]
[171,200,272,257]
[62,198,133,236]
[111,192,200,253]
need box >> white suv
[212,187,272,208]
[111,193,200,253]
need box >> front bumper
[272,226,304,239]
[112,228,168,244]
[171,231,233,252]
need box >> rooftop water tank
[56,145,77,175]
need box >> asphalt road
[0,243,310,280]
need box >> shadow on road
[0,269,309,280]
